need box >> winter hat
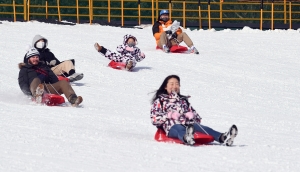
[159,10,169,16]
[26,47,40,59]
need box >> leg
[51,60,75,76]
[29,78,42,96]
[193,123,223,142]
[168,124,186,143]
[176,32,194,47]
[157,32,172,49]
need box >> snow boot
[94,43,102,52]
[68,94,83,107]
[69,73,84,82]
[190,47,199,54]
[125,60,133,71]
[183,124,195,145]
[163,45,170,53]
[35,84,44,104]
[220,125,238,146]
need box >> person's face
[127,38,136,47]
[160,14,169,22]
[165,78,180,94]
[28,55,40,65]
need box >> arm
[18,68,31,96]
[152,22,162,43]
[131,47,145,62]
[150,99,168,126]
[116,44,126,53]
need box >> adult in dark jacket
[23,34,83,82]
[19,47,83,106]
[152,10,199,54]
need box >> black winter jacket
[18,62,59,96]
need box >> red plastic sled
[108,60,126,70]
[32,93,65,106]
[155,128,214,146]
[57,76,70,82]
[156,45,188,53]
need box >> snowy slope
[0,21,300,171]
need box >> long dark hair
[151,75,186,103]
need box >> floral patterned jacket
[150,91,202,135]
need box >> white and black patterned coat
[100,34,145,68]
[150,92,202,135]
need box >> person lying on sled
[23,34,84,82]
[18,47,83,106]
[152,9,199,54]
[150,75,238,146]
[94,34,145,71]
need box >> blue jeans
[168,124,223,143]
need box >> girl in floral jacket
[94,34,145,71]
[150,75,238,146]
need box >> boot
[94,43,102,52]
[35,84,44,104]
[68,94,83,107]
[221,125,238,146]
[183,124,195,145]
[69,73,84,82]
[125,60,133,71]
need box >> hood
[18,62,26,69]
[123,34,137,45]
[32,34,48,48]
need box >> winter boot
[190,47,199,54]
[125,60,133,71]
[163,45,170,53]
[69,73,84,82]
[68,94,83,107]
[220,125,238,146]
[183,124,195,145]
[35,84,44,104]
[94,43,102,52]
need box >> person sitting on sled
[19,47,83,106]
[152,10,199,54]
[94,34,145,71]
[23,34,84,82]
[150,75,238,146]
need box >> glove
[167,111,181,120]
[165,30,172,35]
[125,46,134,52]
[171,32,177,39]
[49,60,56,66]
[185,112,195,120]
[140,52,145,58]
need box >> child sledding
[94,34,146,71]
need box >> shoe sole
[35,84,44,104]
[72,96,83,107]
[69,74,84,82]
[94,43,101,52]
[226,125,238,146]
[185,124,195,145]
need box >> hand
[140,52,145,58]
[167,111,181,120]
[165,30,172,35]
[171,32,177,39]
[125,46,134,52]
[49,60,56,66]
[185,112,194,120]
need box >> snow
[0,20,300,171]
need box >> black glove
[171,32,177,39]
[165,30,172,35]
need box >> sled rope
[45,82,60,95]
